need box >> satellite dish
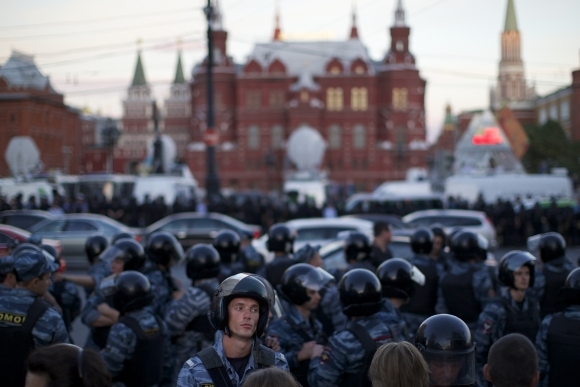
[286,125,326,171]
[147,134,177,172]
[5,136,41,177]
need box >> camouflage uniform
[536,305,580,387]
[164,279,218,384]
[318,282,347,334]
[474,288,540,383]
[143,267,176,317]
[0,255,15,296]
[87,260,111,296]
[48,279,81,331]
[382,298,409,342]
[0,284,10,296]
[527,258,575,303]
[176,335,289,387]
[81,287,110,349]
[0,287,70,346]
[101,308,172,387]
[307,311,395,387]
[266,301,326,370]
[435,261,495,330]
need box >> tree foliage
[522,120,580,175]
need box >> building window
[326,88,343,111]
[328,125,341,149]
[248,126,260,149]
[353,125,366,149]
[351,87,368,111]
[246,90,261,109]
[549,104,558,121]
[271,125,283,149]
[354,66,365,75]
[539,108,547,124]
[269,90,285,108]
[393,88,408,111]
[330,66,341,75]
[561,100,570,121]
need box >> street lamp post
[203,0,220,202]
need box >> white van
[133,175,199,205]
[0,179,64,203]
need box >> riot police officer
[177,273,289,387]
[344,231,375,272]
[402,227,444,336]
[165,244,221,384]
[100,270,171,387]
[267,264,330,387]
[257,223,296,288]
[0,250,70,386]
[415,314,478,387]
[430,223,452,270]
[436,231,495,331]
[308,269,395,387]
[474,251,539,383]
[145,231,185,316]
[536,267,580,386]
[294,244,347,336]
[213,229,245,282]
[0,255,15,295]
[528,232,574,318]
[377,258,425,342]
[238,230,264,274]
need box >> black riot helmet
[111,232,135,244]
[100,271,153,315]
[213,230,241,264]
[266,224,295,254]
[209,273,271,337]
[376,258,426,301]
[415,314,476,387]
[280,263,333,305]
[99,239,146,271]
[85,235,108,264]
[147,231,184,267]
[450,230,488,262]
[539,232,566,263]
[338,268,383,317]
[498,250,536,289]
[250,274,283,319]
[344,232,372,262]
[185,244,221,281]
[411,227,434,255]
[562,268,580,306]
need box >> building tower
[490,0,536,122]
[117,49,157,173]
[163,48,191,159]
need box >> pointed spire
[504,0,518,31]
[131,47,147,87]
[273,0,282,41]
[349,0,359,39]
[394,0,406,27]
[211,0,224,31]
[444,104,454,126]
[173,48,185,85]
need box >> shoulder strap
[256,344,276,367]
[22,298,50,331]
[119,315,146,340]
[347,323,376,353]
[197,347,234,387]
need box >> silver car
[29,214,138,269]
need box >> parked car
[402,209,497,248]
[28,214,138,268]
[0,210,55,231]
[253,217,374,263]
[143,212,261,250]
[341,214,409,230]
[0,224,61,257]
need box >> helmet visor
[99,246,124,264]
[527,234,541,252]
[424,350,475,386]
[295,267,329,292]
[99,274,119,297]
[316,267,335,286]
[410,265,426,286]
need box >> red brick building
[179,0,429,191]
[0,51,83,176]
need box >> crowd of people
[0,216,579,387]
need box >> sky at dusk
[1,0,579,142]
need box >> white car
[253,217,374,263]
[402,209,498,248]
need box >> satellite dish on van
[286,125,326,171]
[5,136,41,177]
[147,134,177,173]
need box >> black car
[0,210,55,231]
[143,212,261,249]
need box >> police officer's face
[32,273,51,296]
[429,358,462,386]
[228,297,260,339]
[303,288,321,310]
[308,253,323,268]
[25,371,48,387]
[513,266,530,290]
[110,258,124,274]
[432,237,444,255]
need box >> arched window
[351,88,368,111]
[353,125,366,149]
[328,125,341,149]
[271,125,283,148]
[248,126,260,149]
[326,88,343,111]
